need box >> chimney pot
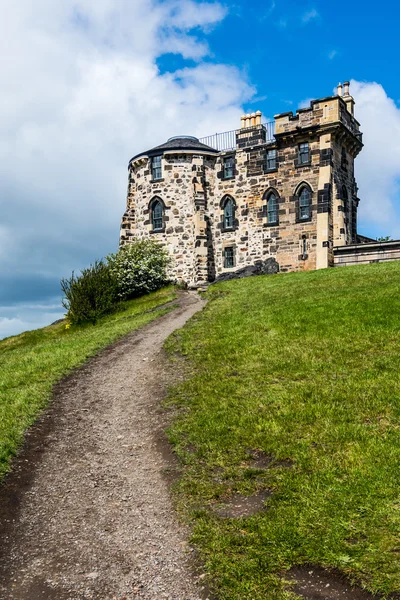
[337,82,343,97]
[343,81,350,96]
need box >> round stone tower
[120,135,219,286]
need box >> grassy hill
[165,262,400,600]
[0,286,177,481]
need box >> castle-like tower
[120,82,363,286]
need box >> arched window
[266,192,278,224]
[297,185,312,221]
[150,197,164,231]
[222,196,235,229]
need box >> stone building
[120,82,369,286]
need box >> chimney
[241,111,263,128]
[236,110,266,148]
[342,81,355,116]
[337,82,343,97]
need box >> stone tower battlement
[120,82,363,286]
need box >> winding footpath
[0,292,206,600]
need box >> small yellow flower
[65,323,71,330]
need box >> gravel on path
[0,291,207,600]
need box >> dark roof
[129,135,219,163]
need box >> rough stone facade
[120,82,364,286]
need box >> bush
[107,240,169,300]
[61,260,119,325]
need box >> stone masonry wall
[206,135,321,277]
[120,152,216,283]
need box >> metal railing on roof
[199,121,275,152]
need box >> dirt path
[0,291,207,600]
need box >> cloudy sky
[1,0,400,339]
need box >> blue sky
[1,0,400,339]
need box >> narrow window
[298,186,311,220]
[223,197,235,229]
[152,199,163,231]
[224,246,235,268]
[341,147,347,169]
[223,156,234,179]
[352,213,357,242]
[342,186,348,211]
[266,148,277,171]
[151,155,162,181]
[298,142,310,165]
[302,235,307,256]
[267,193,278,224]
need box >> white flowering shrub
[107,240,170,299]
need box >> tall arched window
[266,192,278,224]
[150,197,164,231]
[222,196,235,229]
[297,185,312,221]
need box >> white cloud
[0,0,254,292]
[351,80,400,238]
[328,50,338,60]
[0,300,64,340]
[302,8,319,23]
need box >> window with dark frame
[223,156,234,179]
[298,142,310,165]
[298,186,311,220]
[224,246,235,268]
[151,199,164,231]
[223,197,235,229]
[151,155,162,181]
[266,148,277,171]
[267,192,278,224]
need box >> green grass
[165,263,400,599]
[0,286,177,481]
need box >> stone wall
[334,240,400,267]
[206,133,321,278]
